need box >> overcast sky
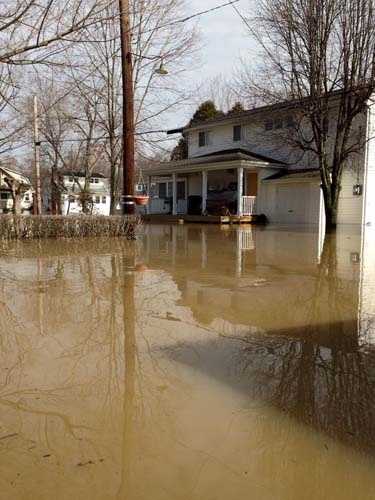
[168,0,256,128]
[191,0,254,82]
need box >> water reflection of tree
[232,234,375,454]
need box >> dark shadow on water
[161,319,375,457]
[159,232,375,457]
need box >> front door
[246,172,258,196]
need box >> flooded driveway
[0,223,375,499]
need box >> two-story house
[0,166,34,214]
[144,96,375,226]
[60,171,111,216]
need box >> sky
[190,0,254,82]
[169,0,256,128]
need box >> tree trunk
[324,195,338,231]
[51,167,62,215]
[110,163,117,215]
[13,192,22,215]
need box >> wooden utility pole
[33,95,42,215]
[118,0,135,215]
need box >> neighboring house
[0,166,34,214]
[60,172,111,216]
[144,95,375,225]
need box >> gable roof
[0,166,31,187]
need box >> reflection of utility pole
[33,95,42,215]
[118,0,135,215]
[118,253,137,498]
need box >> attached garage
[259,170,322,225]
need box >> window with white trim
[233,125,242,142]
[198,131,209,147]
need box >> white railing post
[237,167,244,216]
[241,196,257,215]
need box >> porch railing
[242,196,257,215]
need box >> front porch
[143,213,259,224]
[142,149,284,221]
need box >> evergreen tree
[170,136,188,161]
[190,100,224,125]
[170,101,224,160]
[227,102,245,115]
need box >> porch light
[155,61,168,76]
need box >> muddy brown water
[1,223,375,500]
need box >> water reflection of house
[142,224,375,455]
[142,224,367,350]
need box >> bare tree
[239,0,375,229]
[47,0,198,213]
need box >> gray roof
[263,169,320,182]
[144,148,287,175]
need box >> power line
[231,2,252,31]
[146,0,241,33]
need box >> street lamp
[155,61,169,76]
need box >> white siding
[363,102,375,225]
[256,168,279,215]
[187,117,313,166]
[337,169,364,225]
[259,180,321,224]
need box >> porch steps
[142,214,260,224]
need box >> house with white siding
[60,172,111,216]
[143,96,375,225]
[0,166,34,214]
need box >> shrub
[0,215,140,240]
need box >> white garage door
[275,183,320,224]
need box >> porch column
[172,173,177,215]
[146,175,151,214]
[201,170,208,214]
[237,167,244,216]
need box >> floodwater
[0,224,375,500]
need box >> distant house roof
[263,168,320,182]
[0,166,32,187]
[60,171,107,179]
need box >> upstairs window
[68,176,74,183]
[265,120,273,131]
[90,177,99,184]
[198,131,209,147]
[102,196,106,204]
[233,125,242,142]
